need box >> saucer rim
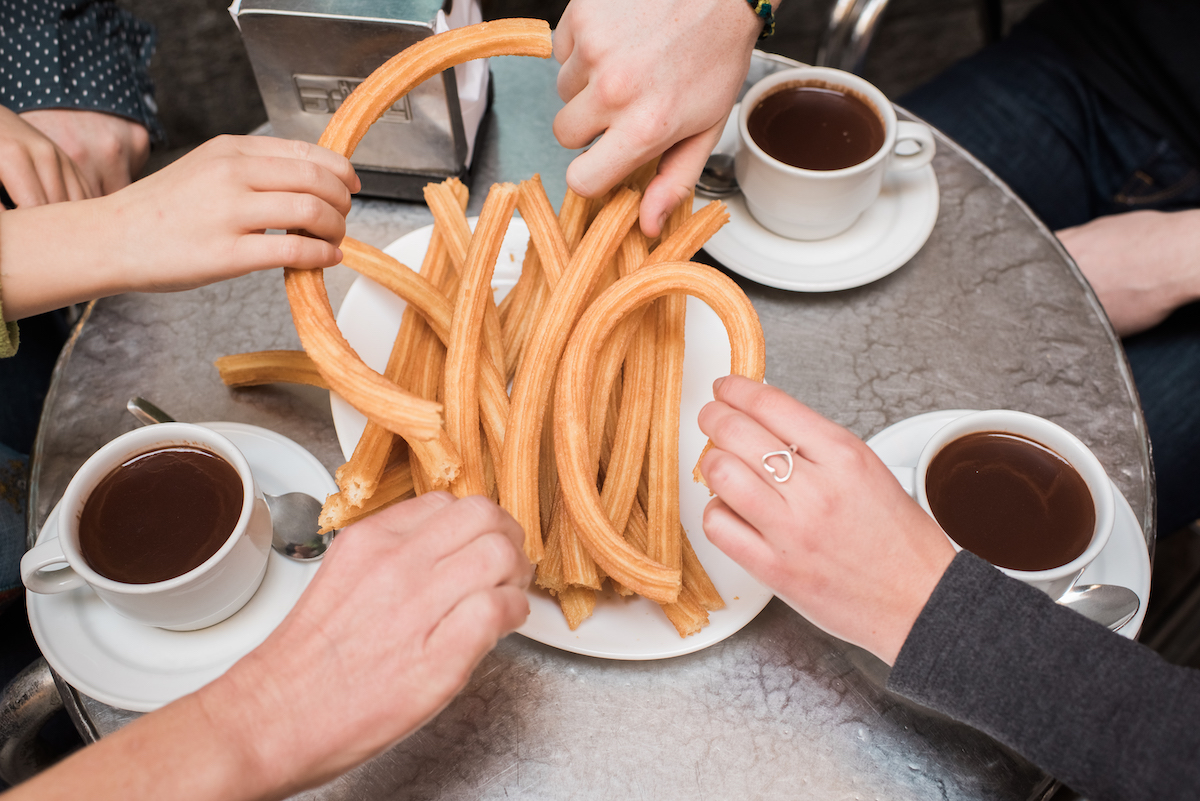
[699,163,940,293]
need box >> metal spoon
[696,152,739,198]
[1057,583,1140,631]
[126,397,333,561]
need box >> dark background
[116,0,1043,170]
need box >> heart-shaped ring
[761,445,797,483]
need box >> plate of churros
[326,192,774,660]
[212,21,776,660]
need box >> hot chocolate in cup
[20,423,272,630]
[735,66,936,240]
[901,410,1115,599]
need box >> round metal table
[22,52,1152,800]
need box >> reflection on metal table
[22,52,1152,800]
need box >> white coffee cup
[735,66,936,240]
[892,410,1114,599]
[21,423,272,630]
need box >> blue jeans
[0,442,27,610]
[902,32,1200,536]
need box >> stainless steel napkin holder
[230,0,490,200]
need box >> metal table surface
[27,53,1152,800]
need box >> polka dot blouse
[0,0,163,143]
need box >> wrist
[744,0,776,38]
[0,199,129,319]
[872,523,956,665]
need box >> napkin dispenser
[231,0,490,200]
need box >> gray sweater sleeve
[888,550,1200,801]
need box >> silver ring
[761,444,798,483]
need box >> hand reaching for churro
[552,0,763,237]
[0,135,358,323]
[697,375,955,664]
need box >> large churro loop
[284,19,552,442]
[554,262,766,603]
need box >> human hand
[21,108,151,195]
[553,0,762,237]
[0,105,93,206]
[0,134,359,321]
[101,134,360,293]
[1057,209,1200,337]
[202,493,533,796]
[697,376,955,664]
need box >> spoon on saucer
[125,397,334,561]
[696,153,739,198]
[1057,583,1140,631]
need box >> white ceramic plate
[331,223,775,660]
[696,106,940,293]
[866,409,1151,638]
[27,423,335,711]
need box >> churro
[444,183,518,496]
[214,350,328,390]
[500,187,641,563]
[554,261,765,603]
[284,20,551,443]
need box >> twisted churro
[554,261,765,603]
[444,183,518,497]
[284,20,551,442]
[336,237,510,489]
[500,187,641,563]
[215,350,328,390]
[336,179,467,502]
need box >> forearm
[0,196,131,320]
[4,677,278,801]
[889,551,1200,801]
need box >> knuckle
[745,384,791,421]
[290,193,326,227]
[272,235,307,265]
[591,69,638,112]
[457,494,505,529]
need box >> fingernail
[656,210,669,234]
[712,376,727,393]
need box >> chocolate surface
[747,83,885,171]
[79,445,243,584]
[926,432,1094,571]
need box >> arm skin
[3,494,533,801]
[1057,209,1200,337]
[553,0,765,238]
[20,109,151,197]
[0,135,360,322]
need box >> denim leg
[0,442,27,611]
[1124,304,1200,535]
[900,34,1188,231]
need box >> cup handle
[19,538,86,594]
[890,121,936,172]
[887,465,917,497]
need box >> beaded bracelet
[747,0,775,39]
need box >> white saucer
[866,410,1151,638]
[26,423,336,712]
[331,223,775,660]
[695,107,940,293]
